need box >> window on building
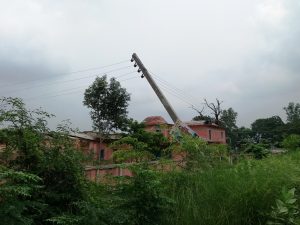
[208,130,212,140]
[221,131,224,139]
[155,125,161,132]
[99,149,105,160]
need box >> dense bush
[162,151,300,225]
[2,98,300,225]
[282,134,300,151]
[0,98,88,224]
[0,167,42,225]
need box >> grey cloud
[0,0,299,130]
[0,38,68,85]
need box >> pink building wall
[144,124,226,144]
[189,125,226,144]
[142,116,226,144]
[144,125,172,138]
[74,137,113,162]
[85,166,133,181]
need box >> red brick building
[143,116,226,144]
[69,132,120,162]
[73,116,226,181]
[69,132,133,180]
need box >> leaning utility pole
[131,53,198,137]
[131,53,179,123]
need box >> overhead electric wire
[158,84,196,107]
[150,76,203,110]
[0,66,134,96]
[0,59,130,89]
[154,78,195,106]
[150,71,200,103]
[149,72,206,112]
[24,74,139,102]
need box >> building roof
[184,120,207,125]
[143,116,170,126]
[185,121,225,129]
[185,120,218,126]
[69,132,121,141]
[69,132,96,141]
[142,116,224,130]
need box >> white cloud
[0,0,299,129]
[256,0,287,27]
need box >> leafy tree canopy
[112,120,171,159]
[220,108,238,131]
[83,75,131,137]
[282,134,300,151]
[284,102,300,123]
[0,97,88,224]
[220,107,238,147]
[251,116,285,144]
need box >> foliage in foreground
[0,97,88,224]
[267,187,300,225]
[282,134,300,151]
[0,167,42,225]
[2,97,300,225]
[162,151,300,225]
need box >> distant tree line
[192,99,300,153]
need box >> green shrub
[244,143,270,159]
[162,152,300,225]
[0,167,42,225]
[267,187,300,225]
[117,165,173,225]
[282,134,300,151]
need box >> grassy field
[162,152,300,225]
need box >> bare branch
[203,98,223,124]
[190,105,205,117]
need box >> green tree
[0,167,42,225]
[220,107,238,147]
[251,116,284,145]
[118,166,172,225]
[122,120,171,158]
[284,102,300,123]
[282,134,300,151]
[0,97,88,224]
[244,143,270,159]
[283,102,300,135]
[220,108,238,131]
[111,136,154,163]
[235,127,255,152]
[83,75,130,144]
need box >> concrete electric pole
[131,53,198,137]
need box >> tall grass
[163,152,300,225]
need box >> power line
[149,74,206,113]
[0,66,133,96]
[158,84,195,107]
[24,74,139,102]
[154,79,195,106]
[0,59,130,89]
[150,76,203,110]
[150,71,200,104]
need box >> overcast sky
[0,0,299,130]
